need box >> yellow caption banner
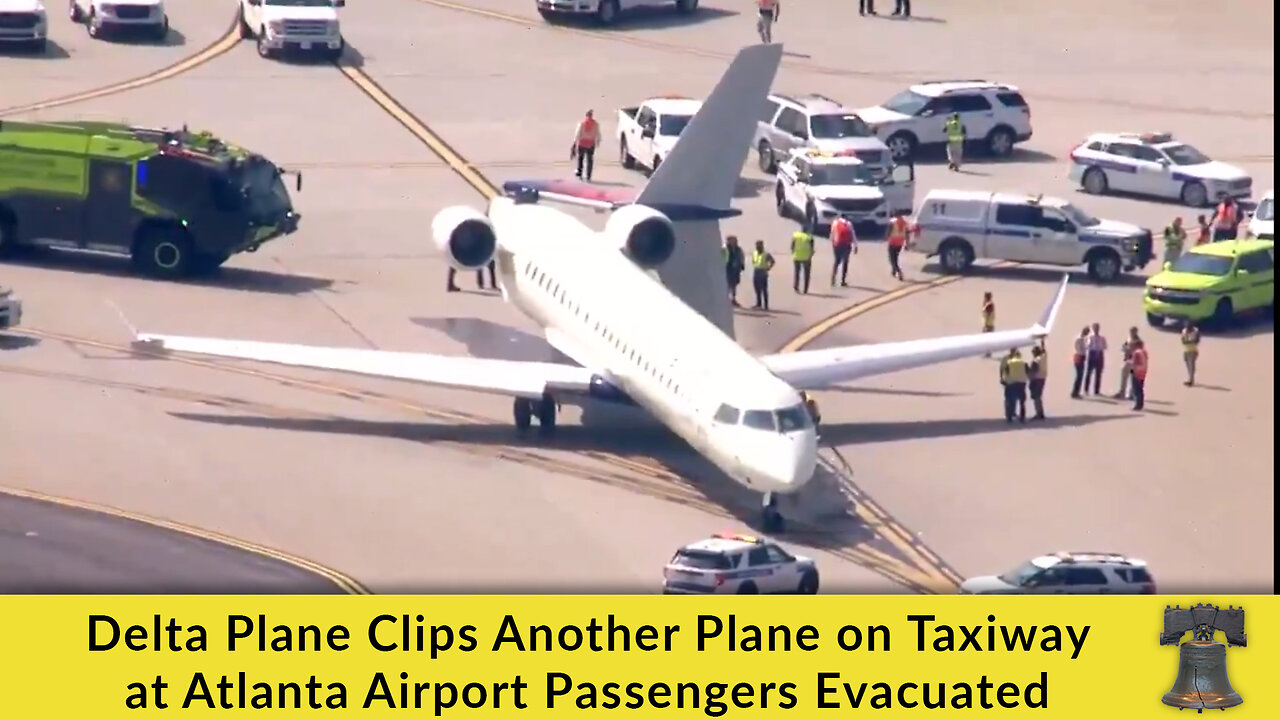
[0,595,1274,717]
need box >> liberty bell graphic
[1160,603,1246,712]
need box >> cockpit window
[742,410,777,431]
[713,404,741,424]
[776,404,812,432]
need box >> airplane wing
[760,275,1069,389]
[130,333,599,401]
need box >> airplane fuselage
[486,198,819,496]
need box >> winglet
[1032,274,1070,336]
[130,332,172,357]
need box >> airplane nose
[768,430,819,490]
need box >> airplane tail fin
[636,43,783,214]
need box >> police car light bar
[712,531,761,543]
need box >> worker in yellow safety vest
[1028,340,1048,421]
[1180,320,1201,387]
[999,347,1029,423]
[944,113,966,171]
[1163,216,1187,265]
[751,240,776,310]
[790,229,814,294]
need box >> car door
[1128,144,1175,198]
[950,93,996,144]
[758,98,782,146]
[1034,208,1083,265]
[1099,142,1141,193]
[913,96,954,145]
[634,106,657,164]
[779,156,806,210]
[881,164,915,215]
[987,203,1045,262]
[744,546,776,591]
[1026,567,1068,594]
[1063,566,1110,593]
[1234,248,1274,310]
[81,159,136,250]
[774,107,809,156]
[763,544,800,593]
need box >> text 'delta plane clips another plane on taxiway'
[132,44,1069,532]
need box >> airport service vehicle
[754,93,893,175]
[1069,132,1253,208]
[238,0,345,60]
[913,189,1153,282]
[1143,239,1274,327]
[663,532,819,594]
[536,0,698,26]
[0,283,21,330]
[0,0,47,52]
[0,120,302,278]
[775,148,914,235]
[129,46,1069,533]
[1247,188,1273,240]
[617,96,702,175]
[69,0,168,40]
[959,552,1157,595]
[856,80,1033,163]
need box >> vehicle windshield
[998,561,1045,587]
[659,115,693,137]
[809,114,873,139]
[672,550,731,571]
[775,404,813,432]
[235,157,292,223]
[1059,203,1100,227]
[1256,198,1274,221]
[741,410,777,431]
[265,0,338,6]
[881,90,932,116]
[1170,253,1233,276]
[1161,144,1212,166]
[809,164,878,186]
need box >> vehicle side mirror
[1163,261,1172,271]
[1236,268,1248,276]
[794,128,809,140]
[919,108,934,118]
[1157,158,1170,167]
[1064,222,1076,233]
[247,0,260,5]
[296,172,303,192]
[640,127,655,139]
[334,0,345,6]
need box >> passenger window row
[521,260,682,397]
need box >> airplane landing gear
[761,492,785,533]
[513,395,558,437]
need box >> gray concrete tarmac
[1,0,1273,593]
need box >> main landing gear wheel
[761,492,785,533]
[513,396,558,437]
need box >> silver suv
[755,93,892,175]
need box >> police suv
[1069,132,1253,208]
[70,0,168,40]
[662,532,820,594]
[912,190,1153,282]
[855,80,1033,163]
[775,149,914,235]
[755,93,893,175]
[0,0,48,51]
[959,551,1157,595]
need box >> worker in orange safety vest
[886,215,913,281]
[571,110,601,182]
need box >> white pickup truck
[238,0,345,60]
[617,96,702,175]
[0,284,22,331]
[537,0,699,26]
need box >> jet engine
[604,204,677,269]
[431,205,498,270]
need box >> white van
[1248,189,1273,240]
[912,190,1154,282]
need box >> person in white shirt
[1113,327,1141,399]
[1084,323,1108,396]
[1070,326,1090,398]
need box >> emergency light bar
[712,532,761,543]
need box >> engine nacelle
[431,205,498,270]
[604,204,677,269]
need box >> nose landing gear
[761,492,785,533]
[513,394,558,438]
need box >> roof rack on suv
[798,93,842,106]
[1054,551,1134,564]
[919,79,994,86]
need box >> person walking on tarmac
[756,0,779,43]
[981,291,996,357]
[1163,216,1187,266]
[1113,326,1140,400]
[1070,325,1089,398]
[1181,320,1201,386]
[944,113,966,171]
[892,0,911,17]
[1028,340,1048,420]
[829,214,857,286]
[886,214,911,281]
[1213,197,1239,242]
[858,0,876,15]
[999,347,1029,423]
[1195,215,1212,246]
[1083,322,1107,396]
[1130,340,1150,411]
[751,240,776,310]
[723,235,746,307]
[447,261,497,292]
[570,110,601,182]
[791,228,814,294]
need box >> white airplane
[131,44,1068,531]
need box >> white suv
[239,0,345,61]
[0,0,47,52]
[70,0,168,40]
[1248,189,1273,240]
[776,149,915,234]
[857,80,1033,163]
[662,532,819,594]
[755,93,893,175]
[960,551,1157,594]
